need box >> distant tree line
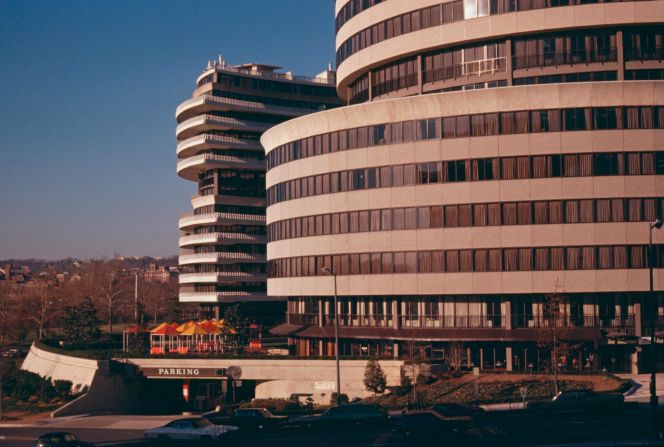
[0,258,195,344]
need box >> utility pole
[648,219,663,408]
[322,267,341,405]
[553,335,559,395]
[134,273,139,325]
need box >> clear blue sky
[0,0,335,260]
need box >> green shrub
[53,380,73,399]
[11,370,57,401]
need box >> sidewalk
[617,373,664,403]
[0,414,181,430]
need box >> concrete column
[635,300,643,337]
[417,54,423,94]
[616,30,625,81]
[503,298,512,329]
[467,347,472,368]
[479,348,484,370]
[368,299,374,326]
[393,342,399,359]
[505,38,513,86]
[631,347,641,374]
[392,299,400,329]
[506,346,513,371]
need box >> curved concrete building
[263,1,664,371]
[176,58,341,319]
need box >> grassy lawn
[364,372,628,408]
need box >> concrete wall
[21,343,98,394]
[128,357,403,404]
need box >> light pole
[322,267,341,404]
[648,219,663,408]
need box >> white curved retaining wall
[21,343,98,393]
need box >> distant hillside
[0,256,178,273]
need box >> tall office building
[265,1,664,372]
[176,57,341,320]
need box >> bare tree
[24,282,51,340]
[447,341,466,372]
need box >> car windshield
[193,418,211,428]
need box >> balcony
[177,153,265,181]
[422,57,507,85]
[178,272,267,284]
[176,133,262,158]
[178,252,266,265]
[511,315,636,337]
[179,212,266,230]
[179,232,267,247]
[176,94,318,123]
[179,291,270,303]
[176,114,273,140]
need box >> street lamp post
[322,267,341,404]
[649,219,663,408]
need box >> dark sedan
[33,432,94,447]
[287,403,389,430]
[392,411,468,438]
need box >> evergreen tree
[363,358,387,396]
[61,297,101,345]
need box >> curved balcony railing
[179,272,267,284]
[179,212,266,228]
[177,153,265,178]
[176,94,319,120]
[422,57,507,84]
[176,114,273,137]
[179,252,266,265]
[179,232,267,247]
[177,133,262,156]
[179,291,270,302]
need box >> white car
[144,417,239,441]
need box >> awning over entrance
[269,323,303,336]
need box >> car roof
[38,432,74,438]
[171,417,204,422]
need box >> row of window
[335,0,385,32]
[210,90,336,112]
[336,0,655,65]
[193,204,264,216]
[288,293,639,321]
[267,197,663,242]
[513,71,617,86]
[194,245,265,254]
[209,73,338,98]
[266,106,664,170]
[193,225,265,235]
[194,265,266,274]
[350,27,661,102]
[268,244,664,278]
[191,284,266,293]
[267,151,664,205]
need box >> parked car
[1,348,24,358]
[527,390,624,414]
[33,432,94,447]
[204,407,287,432]
[392,411,467,438]
[287,403,389,429]
[144,417,238,441]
